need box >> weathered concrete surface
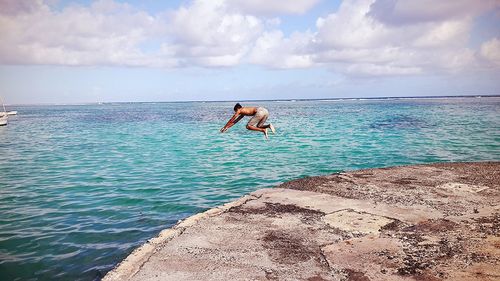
[103,162,500,281]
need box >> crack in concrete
[323,208,351,215]
[319,246,333,271]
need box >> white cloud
[226,0,321,15]
[0,0,266,67]
[367,0,499,25]
[314,0,474,50]
[315,0,389,49]
[165,0,263,67]
[0,0,45,15]
[0,0,498,78]
[297,0,490,76]
[0,0,167,66]
[248,30,313,68]
[480,38,500,66]
[345,63,422,77]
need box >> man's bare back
[237,107,258,116]
[220,103,276,139]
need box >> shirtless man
[220,103,276,139]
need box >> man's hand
[221,112,240,133]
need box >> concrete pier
[104,162,499,281]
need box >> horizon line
[5,93,500,106]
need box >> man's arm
[220,112,244,132]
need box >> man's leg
[257,115,275,134]
[247,113,269,138]
[257,115,270,129]
[246,124,266,132]
[246,124,269,139]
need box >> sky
[0,0,499,104]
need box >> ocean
[1,97,499,280]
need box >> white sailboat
[0,96,8,126]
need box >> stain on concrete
[230,202,325,217]
[262,230,317,264]
[344,269,371,281]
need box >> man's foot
[263,129,269,139]
[269,123,276,134]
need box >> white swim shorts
[247,107,269,127]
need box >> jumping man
[220,103,276,139]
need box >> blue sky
[0,0,499,104]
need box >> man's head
[234,103,242,112]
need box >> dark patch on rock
[391,177,418,185]
[472,214,500,235]
[229,203,324,219]
[264,268,278,280]
[437,238,460,259]
[429,162,500,187]
[262,230,317,264]
[383,213,500,280]
[380,219,406,232]
[389,220,465,276]
[307,275,329,281]
[344,268,370,281]
[278,162,499,218]
[327,174,355,184]
[464,252,490,264]
[404,219,458,233]
[351,173,373,179]
[413,273,443,281]
[397,255,434,276]
[277,176,332,191]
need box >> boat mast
[0,96,5,113]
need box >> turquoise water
[1,98,499,280]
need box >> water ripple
[0,98,499,280]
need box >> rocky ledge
[103,162,499,281]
